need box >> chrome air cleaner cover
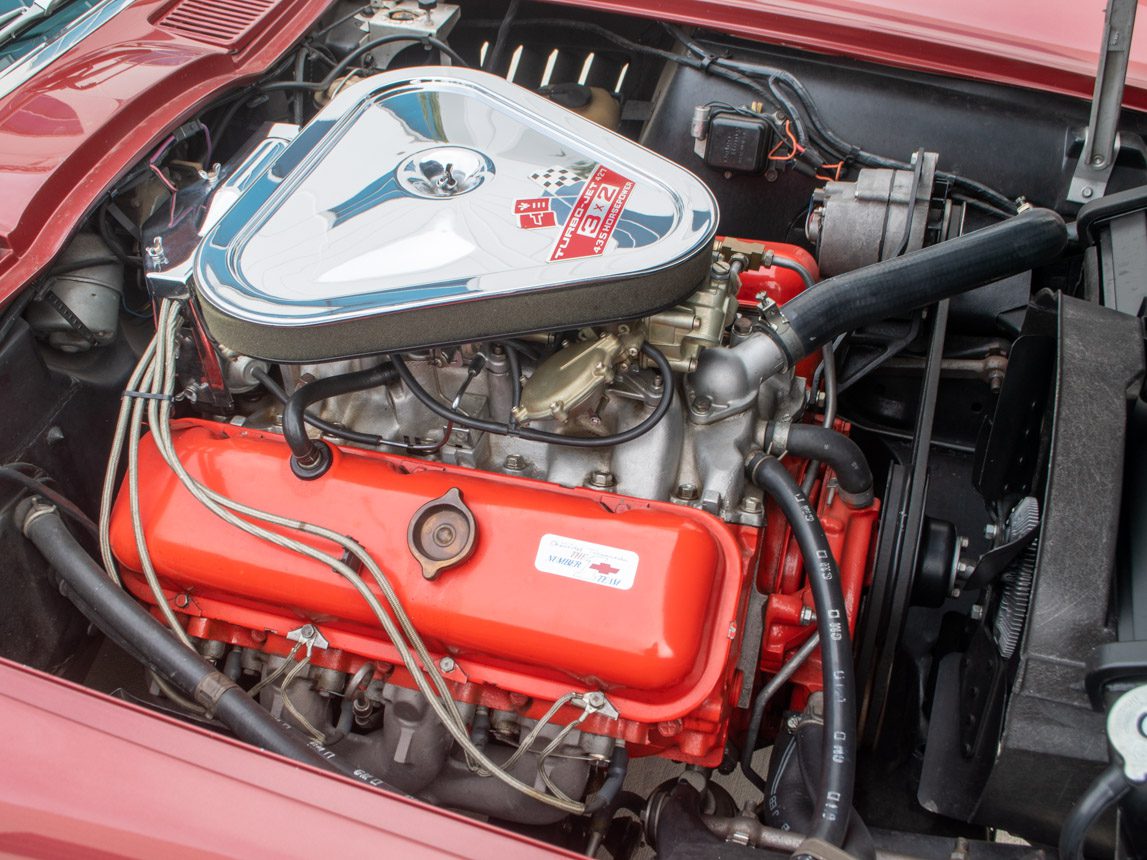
[192,67,718,361]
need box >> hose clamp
[764,421,790,456]
[837,486,875,509]
[794,836,859,860]
[756,296,799,367]
[193,671,240,715]
[19,498,57,537]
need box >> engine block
[110,419,876,767]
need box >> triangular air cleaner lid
[193,67,718,361]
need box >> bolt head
[657,719,683,737]
[1082,186,1095,198]
[587,469,617,489]
[676,482,700,501]
[739,496,762,513]
[692,396,712,414]
[439,656,456,673]
[984,523,999,540]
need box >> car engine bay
[2,1,1147,858]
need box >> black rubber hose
[323,694,357,747]
[651,781,726,856]
[282,363,399,478]
[650,781,762,860]
[778,425,873,506]
[483,0,521,73]
[260,35,468,94]
[18,502,400,792]
[390,343,675,449]
[292,48,307,124]
[770,255,815,290]
[1059,764,1130,860]
[502,342,523,417]
[746,454,856,848]
[253,368,438,456]
[0,466,98,537]
[585,746,629,814]
[764,722,875,860]
[778,208,1067,358]
[769,254,839,497]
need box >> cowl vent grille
[156,0,278,48]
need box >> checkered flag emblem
[530,166,580,191]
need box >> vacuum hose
[282,363,399,479]
[747,454,856,848]
[19,500,400,793]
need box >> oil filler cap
[408,487,476,580]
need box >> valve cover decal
[534,533,638,590]
[548,165,636,261]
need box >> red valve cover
[110,421,750,733]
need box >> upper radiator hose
[691,208,1068,412]
[779,207,1067,356]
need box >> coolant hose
[746,454,856,848]
[1059,764,1131,860]
[690,209,1067,411]
[649,781,766,860]
[282,363,398,479]
[773,424,873,507]
[765,719,875,860]
[19,500,400,792]
[778,207,1067,358]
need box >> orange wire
[816,161,844,181]
[768,120,804,162]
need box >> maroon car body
[0,0,1129,855]
[0,656,576,857]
